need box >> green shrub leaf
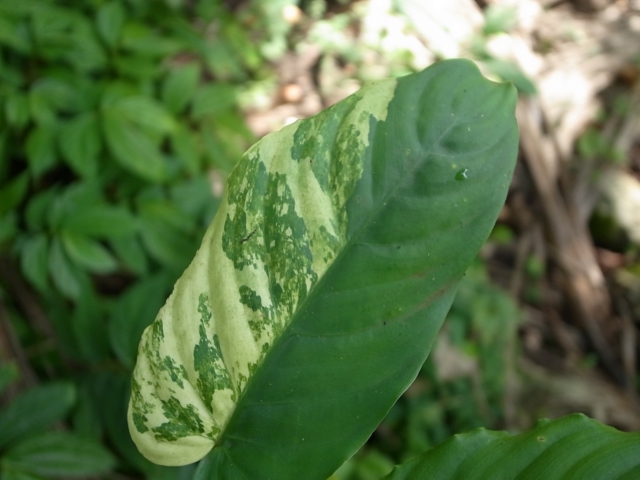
[0,171,29,215]
[171,123,201,174]
[191,83,237,119]
[4,92,30,129]
[25,124,57,177]
[162,62,201,114]
[3,431,116,477]
[121,22,184,57]
[171,176,218,219]
[136,199,198,270]
[48,181,103,231]
[61,204,136,238]
[138,217,196,271]
[72,288,111,362]
[0,212,18,244]
[0,15,31,53]
[128,59,518,476]
[61,230,117,273]
[110,234,149,275]
[102,106,168,182]
[115,96,176,134]
[385,414,640,480]
[30,5,75,60]
[72,387,103,441]
[48,237,83,299]
[20,233,50,292]
[25,189,57,231]
[59,112,101,178]
[0,381,76,449]
[0,466,42,480]
[30,78,77,115]
[0,362,19,396]
[96,0,125,49]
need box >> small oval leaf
[20,233,50,292]
[58,112,101,178]
[102,107,167,183]
[48,238,83,300]
[162,63,201,114]
[25,124,57,178]
[61,231,117,273]
[61,204,136,238]
[96,0,125,49]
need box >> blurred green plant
[0,0,282,477]
[0,0,263,290]
[334,263,520,480]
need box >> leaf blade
[128,59,519,477]
[3,431,116,477]
[162,63,201,114]
[58,112,101,178]
[19,233,50,292]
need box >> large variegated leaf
[128,59,518,478]
[385,414,640,479]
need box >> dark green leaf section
[197,59,518,479]
[385,414,640,480]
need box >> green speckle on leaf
[198,293,212,325]
[153,398,205,442]
[161,356,187,389]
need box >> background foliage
[1,0,638,479]
[0,0,266,477]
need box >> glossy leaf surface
[128,59,518,478]
[386,414,640,480]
